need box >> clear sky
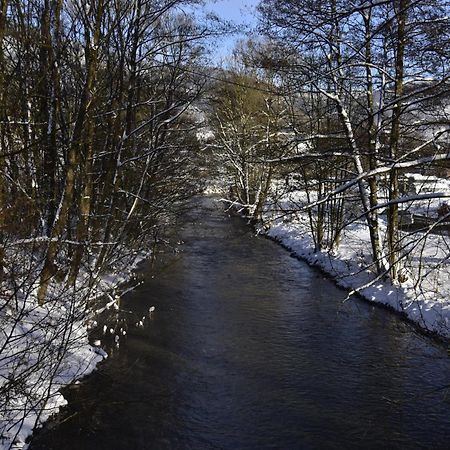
[205,0,259,25]
[201,0,260,62]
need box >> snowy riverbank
[210,177,450,341]
[0,250,148,450]
[260,190,450,340]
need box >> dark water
[31,197,450,450]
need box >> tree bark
[363,9,386,275]
[67,1,103,285]
[39,0,61,235]
[0,0,8,283]
[387,0,408,281]
[38,0,104,303]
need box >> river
[30,196,450,449]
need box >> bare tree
[0,0,210,445]
[258,0,450,281]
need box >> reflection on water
[31,197,450,450]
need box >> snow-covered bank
[265,219,450,337]
[211,176,450,341]
[257,190,450,340]
[0,250,148,450]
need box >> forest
[1,0,450,448]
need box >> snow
[0,248,149,450]
[243,184,450,340]
[402,172,450,217]
[3,174,449,449]
[196,129,215,143]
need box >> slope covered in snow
[258,187,450,339]
[0,249,148,450]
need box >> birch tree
[258,0,450,280]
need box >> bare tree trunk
[39,0,61,235]
[253,165,273,221]
[67,1,103,286]
[38,0,104,303]
[68,121,94,285]
[95,1,141,272]
[0,0,8,283]
[316,182,325,251]
[363,9,386,275]
[387,0,408,281]
[328,0,386,275]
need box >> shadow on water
[31,196,450,450]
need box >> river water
[30,197,450,450]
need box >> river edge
[214,192,450,346]
[262,222,450,344]
[1,250,150,450]
[19,192,450,448]
[263,232,450,346]
[25,196,447,450]
[31,192,448,450]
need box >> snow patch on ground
[257,188,450,339]
[402,172,450,217]
[0,249,148,450]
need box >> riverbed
[30,197,450,449]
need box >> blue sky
[201,0,260,61]
[205,0,259,25]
